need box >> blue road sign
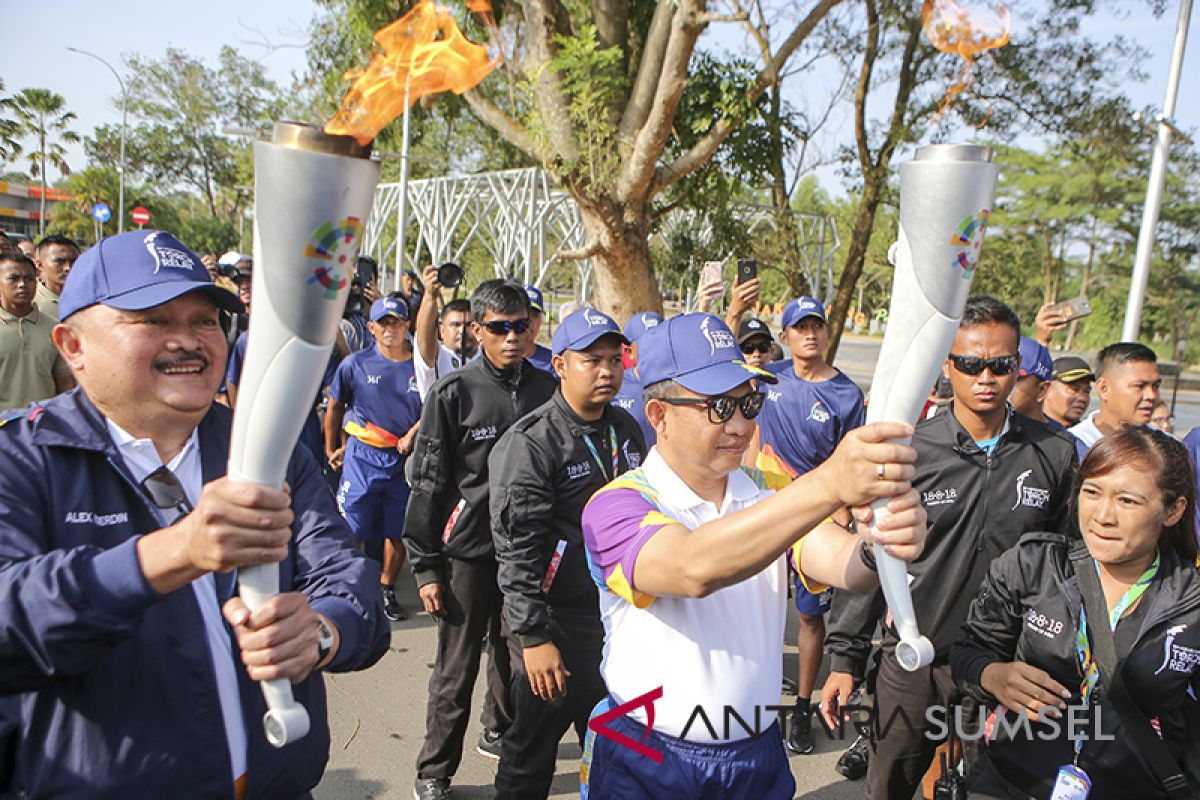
[91,203,112,223]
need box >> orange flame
[325,0,501,145]
[921,0,1010,122]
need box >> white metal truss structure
[361,168,590,293]
[361,167,838,304]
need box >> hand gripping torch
[865,144,998,672]
[227,122,381,746]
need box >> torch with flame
[922,0,1010,121]
[326,0,501,146]
[229,1,502,748]
[866,144,999,671]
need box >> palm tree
[0,79,22,164]
[11,89,80,236]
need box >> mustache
[154,352,209,370]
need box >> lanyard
[1073,553,1159,756]
[582,425,618,482]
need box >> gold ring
[877,463,886,480]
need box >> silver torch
[227,121,381,746]
[865,144,998,671]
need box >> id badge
[1048,764,1091,800]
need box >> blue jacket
[0,390,389,798]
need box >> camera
[438,262,464,289]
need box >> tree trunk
[39,127,47,237]
[575,198,663,322]
[1065,217,1099,351]
[825,172,883,360]
[767,85,809,298]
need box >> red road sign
[130,206,151,226]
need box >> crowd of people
[2,225,1200,800]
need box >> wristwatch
[315,616,336,667]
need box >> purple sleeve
[581,485,680,600]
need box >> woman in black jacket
[952,426,1200,800]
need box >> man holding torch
[0,231,389,797]
[578,313,927,799]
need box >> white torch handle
[865,144,998,672]
[228,334,333,747]
[238,562,311,747]
[227,125,381,747]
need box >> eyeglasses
[480,318,532,336]
[660,391,766,424]
[1151,415,1175,426]
[740,341,771,355]
[140,465,193,521]
[947,353,1020,377]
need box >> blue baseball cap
[370,295,409,322]
[1018,336,1053,381]
[524,284,545,313]
[551,308,626,356]
[58,230,243,321]
[623,311,663,343]
[638,313,778,395]
[781,296,826,330]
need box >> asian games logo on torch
[305,217,364,300]
[949,208,989,279]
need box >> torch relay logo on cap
[700,315,736,356]
[305,217,364,299]
[584,309,609,327]
[144,232,197,273]
[950,208,990,278]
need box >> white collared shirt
[413,342,479,400]
[105,419,248,781]
[581,449,809,741]
[1069,410,1104,452]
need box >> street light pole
[1121,0,1194,341]
[66,47,128,234]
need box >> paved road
[315,333,1200,800]
[316,578,867,800]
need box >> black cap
[1052,356,1096,383]
[737,317,772,345]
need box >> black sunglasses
[140,465,194,520]
[948,353,1020,377]
[661,391,766,424]
[740,340,771,355]
[480,318,532,336]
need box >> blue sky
[2,0,1196,191]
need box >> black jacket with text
[488,391,646,648]
[951,533,1200,800]
[403,356,558,585]
[825,406,1079,676]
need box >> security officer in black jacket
[488,308,646,800]
[405,280,558,800]
[820,296,1079,799]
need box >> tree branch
[652,0,845,195]
[522,0,580,162]
[618,0,713,204]
[462,90,539,160]
[854,0,879,174]
[699,11,750,23]
[618,0,676,143]
[558,239,605,260]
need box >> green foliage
[548,25,628,189]
[177,215,240,256]
[109,46,283,221]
